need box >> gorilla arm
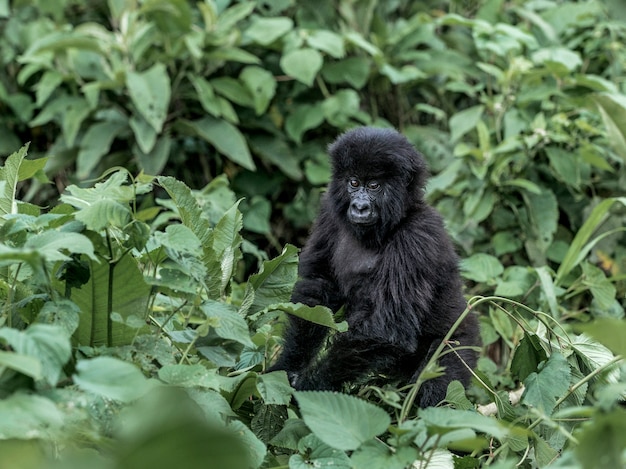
[268,207,345,381]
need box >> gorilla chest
[331,235,379,291]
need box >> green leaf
[581,262,616,309]
[0,350,42,380]
[24,231,96,262]
[523,188,558,259]
[74,356,155,402]
[126,62,171,132]
[380,63,425,84]
[0,143,30,217]
[272,302,347,331]
[576,318,626,357]
[322,57,371,89]
[245,16,293,45]
[256,371,293,405]
[130,112,158,153]
[157,176,214,246]
[351,439,418,469]
[290,434,352,469]
[0,324,71,386]
[77,119,127,178]
[511,333,547,382]
[68,254,151,347]
[460,253,503,283]
[294,391,391,451]
[200,300,254,348]
[575,408,626,469]
[184,116,255,170]
[208,201,243,295]
[449,105,485,143]
[249,135,303,180]
[556,198,626,285]
[285,104,325,143]
[239,66,276,115]
[570,334,620,383]
[244,244,299,315]
[280,48,323,86]
[0,393,63,439]
[592,92,626,161]
[419,406,509,439]
[522,352,570,414]
[158,364,220,389]
[306,30,345,58]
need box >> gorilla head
[327,127,429,243]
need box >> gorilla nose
[351,200,371,215]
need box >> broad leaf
[592,92,626,161]
[200,300,254,348]
[290,434,352,469]
[256,371,293,405]
[240,66,276,115]
[522,352,570,414]
[0,143,30,217]
[294,391,391,451]
[280,48,323,86]
[74,356,155,402]
[243,244,299,315]
[271,302,347,331]
[0,393,63,439]
[0,324,71,386]
[126,63,171,132]
[68,254,151,347]
[245,16,293,45]
[185,117,255,170]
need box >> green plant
[1,146,624,468]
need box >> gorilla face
[346,176,381,226]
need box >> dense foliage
[1,0,625,468]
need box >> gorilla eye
[349,178,360,188]
[367,182,380,190]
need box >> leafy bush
[1,146,625,468]
[1,0,626,467]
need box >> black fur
[270,127,480,407]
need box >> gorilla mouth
[348,212,377,226]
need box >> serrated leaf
[280,48,323,86]
[256,371,293,405]
[126,63,171,132]
[244,244,299,315]
[74,356,154,402]
[294,391,391,451]
[511,333,547,382]
[418,407,509,440]
[200,300,254,348]
[571,334,620,383]
[291,434,352,469]
[0,324,71,386]
[522,352,570,414]
[351,439,419,469]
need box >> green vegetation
[0,0,625,467]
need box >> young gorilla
[270,127,480,407]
